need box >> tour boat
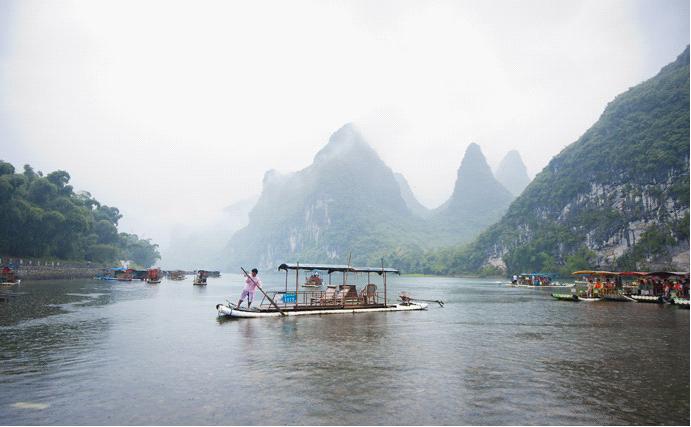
[145,268,162,284]
[193,270,208,286]
[509,282,574,289]
[216,263,428,319]
[1,266,20,286]
[167,270,186,281]
[508,273,573,288]
[302,271,322,288]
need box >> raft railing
[257,289,385,310]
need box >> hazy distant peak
[496,150,530,196]
[329,122,360,143]
[314,122,378,163]
[457,143,493,179]
[500,149,522,164]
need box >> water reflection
[0,276,687,425]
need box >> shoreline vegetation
[0,161,160,269]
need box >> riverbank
[1,256,108,280]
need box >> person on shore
[238,268,261,309]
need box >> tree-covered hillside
[402,46,690,276]
[225,124,433,268]
[0,161,160,267]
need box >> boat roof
[521,272,554,277]
[278,263,399,275]
[352,266,400,275]
[618,271,648,277]
[646,271,689,278]
[572,270,619,276]
[572,270,689,277]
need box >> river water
[0,274,688,425]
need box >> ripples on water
[0,275,688,425]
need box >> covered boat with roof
[216,262,429,318]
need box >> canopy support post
[295,262,299,309]
[382,258,387,306]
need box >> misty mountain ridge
[226,123,425,268]
[224,124,521,269]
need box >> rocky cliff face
[456,46,690,274]
[495,150,531,196]
[225,124,428,269]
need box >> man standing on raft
[238,268,260,309]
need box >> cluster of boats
[96,268,219,286]
[548,270,689,307]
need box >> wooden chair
[315,285,338,305]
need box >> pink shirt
[244,276,261,292]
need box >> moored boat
[302,271,322,288]
[509,272,566,288]
[167,270,186,281]
[510,283,575,289]
[111,267,134,282]
[146,268,162,284]
[1,265,20,286]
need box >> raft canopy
[647,271,689,278]
[572,270,689,277]
[572,270,619,276]
[278,263,399,275]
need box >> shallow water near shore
[0,274,688,425]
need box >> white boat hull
[507,283,575,288]
[216,302,428,318]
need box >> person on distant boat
[594,278,603,296]
[238,268,261,309]
[672,281,682,298]
[511,274,518,285]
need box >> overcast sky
[0,0,689,249]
